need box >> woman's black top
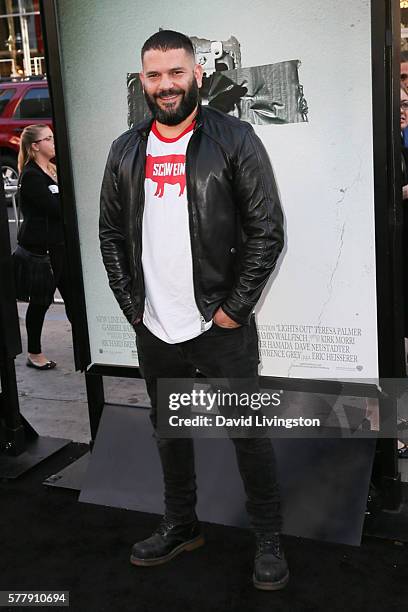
[17,159,64,252]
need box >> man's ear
[194,63,204,89]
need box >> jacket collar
[136,116,154,140]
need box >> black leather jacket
[99,105,284,327]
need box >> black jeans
[25,243,72,354]
[135,316,282,533]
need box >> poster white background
[57,0,377,379]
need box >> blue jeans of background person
[135,316,282,533]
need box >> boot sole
[130,535,205,567]
[253,570,290,591]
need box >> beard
[144,77,199,126]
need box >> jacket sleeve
[19,171,61,219]
[222,127,284,325]
[99,144,135,325]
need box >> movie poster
[56,0,377,380]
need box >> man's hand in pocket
[213,307,242,329]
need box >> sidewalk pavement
[16,302,150,444]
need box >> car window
[14,87,51,120]
[0,88,16,115]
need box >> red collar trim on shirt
[151,120,195,143]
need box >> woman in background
[17,124,72,369]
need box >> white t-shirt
[142,120,212,343]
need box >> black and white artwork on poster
[127,33,308,127]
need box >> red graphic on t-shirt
[145,154,186,198]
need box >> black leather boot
[252,532,289,590]
[130,515,204,566]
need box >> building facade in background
[0,0,44,78]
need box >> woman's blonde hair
[18,124,55,174]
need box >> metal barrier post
[4,183,19,230]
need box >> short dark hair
[141,30,195,61]
[402,50,408,63]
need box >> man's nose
[159,73,174,91]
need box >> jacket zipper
[133,134,147,322]
[185,122,207,322]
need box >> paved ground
[16,301,150,444]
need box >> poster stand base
[43,451,90,490]
[74,402,376,546]
[0,356,71,479]
[364,482,408,542]
[380,473,403,511]
[0,435,71,479]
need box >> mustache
[154,88,184,99]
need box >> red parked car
[0,78,52,194]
